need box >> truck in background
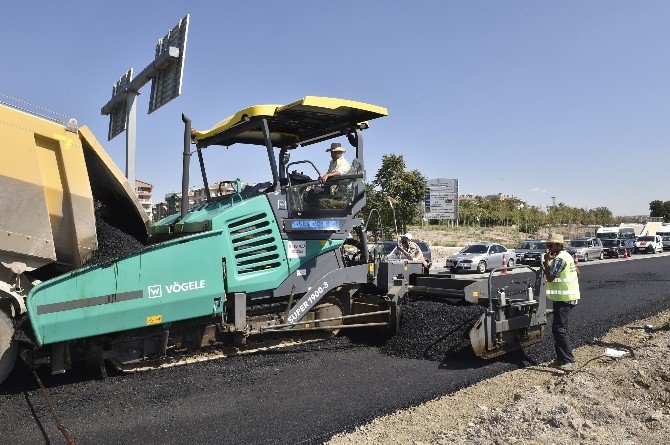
[595,226,637,252]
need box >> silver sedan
[566,237,604,261]
[445,242,515,274]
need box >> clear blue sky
[3,1,668,215]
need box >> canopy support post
[261,118,279,190]
[196,147,211,202]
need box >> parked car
[415,240,432,264]
[514,239,547,265]
[634,235,663,254]
[372,241,397,258]
[657,229,670,251]
[566,237,604,261]
[445,242,515,274]
[601,238,628,258]
[662,235,670,251]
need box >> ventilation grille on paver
[228,212,281,274]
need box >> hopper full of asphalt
[381,273,533,361]
[2,257,670,445]
[82,201,147,266]
[381,299,486,361]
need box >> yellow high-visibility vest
[546,250,580,302]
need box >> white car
[633,235,663,254]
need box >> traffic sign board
[425,178,459,220]
[149,14,190,114]
[107,69,133,140]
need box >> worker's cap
[547,233,564,245]
[401,233,413,240]
[326,143,346,153]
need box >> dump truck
[0,102,149,383]
[1,96,546,385]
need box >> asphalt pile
[381,298,486,361]
[82,201,147,266]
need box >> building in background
[151,181,246,221]
[157,191,194,217]
[192,181,243,205]
[135,179,153,221]
[152,202,169,222]
[485,193,517,201]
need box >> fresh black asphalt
[1,255,669,445]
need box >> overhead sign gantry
[101,14,190,187]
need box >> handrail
[286,160,322,186]
[288,174,364,189]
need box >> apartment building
[135,179,153,221]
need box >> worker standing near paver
[397,233,428,268]
[543,233,580,371]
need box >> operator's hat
[326,142,346,153]
[401,233,413,240]
[547,233,564,245]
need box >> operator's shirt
[327,157,351,175]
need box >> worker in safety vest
[319,143,351,183]
[543,233,580,372]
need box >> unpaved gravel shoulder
[328,310,670,445]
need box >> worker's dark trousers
[552,301,576,364]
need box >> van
[596,226,636,251]
[657,228,670,251]
[634,235,663,254]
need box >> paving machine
[2,97,547,384]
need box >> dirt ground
[328,311,670,445]
[411,224,597,248]
[411,225,601,266]
[410,226,523,266]
[411,226,528,249]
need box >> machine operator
[319,143,351,183]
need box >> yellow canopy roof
[194,96,387,148]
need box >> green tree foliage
[457,198,616,232]
[649,200,670,221]
[363,154,427,238]
[458,197,545,232]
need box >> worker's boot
[558,362,576,372]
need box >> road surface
[1,254,669,445]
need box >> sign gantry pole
[101,14,190,191]
[125,89,138,185]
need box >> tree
[649,200,670,221]
[650,200,664,218]
[363,154,427,237]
